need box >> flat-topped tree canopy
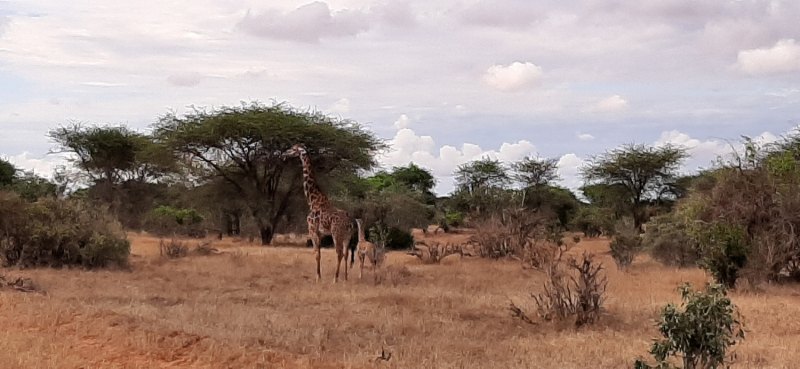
[153,101,384,245]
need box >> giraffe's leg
[359,249,365,279]
[308,223,321,283]
[333,245,344,283]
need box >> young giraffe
[355,219,378,279]
[283,143,353,283]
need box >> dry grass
[1,232,799,368]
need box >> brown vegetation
[1,233,800,368]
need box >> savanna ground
[1,230,800,369]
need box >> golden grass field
[1,230,800,368]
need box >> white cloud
[392,114,410,129]
[380,128,536,194]
[578,133,595,141]
[735,39,800,75]
[655,130,780,172]
[2,152,68,177]
[556,153,586,193]
[483,62,543,92]
[458,0,541,29]
[237,2,370,43]
[595,95,628,112]
[167,72,203,87]
[329,98,350,114]
[372,0,417,28]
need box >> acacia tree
[454,157,509,194]
[48,124,174,188]
[452,157,513,215]
[581,143,688,231]
[154,101,383,245]
[512,156,560,188]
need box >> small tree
[581,143,688,231]
[454,157,509,195]
[635,283,745,369]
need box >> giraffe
[355,219,378,279]
[283,143,353,283]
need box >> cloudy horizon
[1,0,798,195]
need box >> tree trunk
[225,212,241,236]
[260,226,274,246]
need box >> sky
[1,0,799,195]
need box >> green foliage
[0,191,129,268]
[0,158,15,187]
[454,157,509,194]
[512,155,560,187]
[692,222,749,289]
[154,101,383,244]
[444,210,463,227]
[366,223,414,250]
[523,185,581,227]
[49,124,170,184]
[363,163,436,204]
[635,283,744,369]
[570,206,616,237]
[581,143,688,230]
[144,205,207,237]
[152,205,205,225]
[385,226,414,250]
[391,163,436,197]
[9,171,58,202]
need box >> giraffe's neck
[299,151,329,209]
[357,221,366,242]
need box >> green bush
[570,207,615,237]
[444,210,464,227]
[692,222,749,289]
[635,283,744,369]
[143,205,207,237]
[0,191,129,268]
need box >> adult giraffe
[283,143,353,283]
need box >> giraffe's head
[282,143,307,159]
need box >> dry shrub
[609,218,644,270]
[0,191,129,269]
[530,252,608,327]
[469,208,568,270]
[407,241,462,264]
[0,274,45,295]
[192,240,219,256]
[609,235,642,269]
[160,239,188,259]
[373,264,413,286]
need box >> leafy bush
[143,205,207,237]
[0,191,129,268]
[693,222,749,289]
[570,206,615,237]
[635,283,744,369]
[643,214,699,268]
[444,210,463,227]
